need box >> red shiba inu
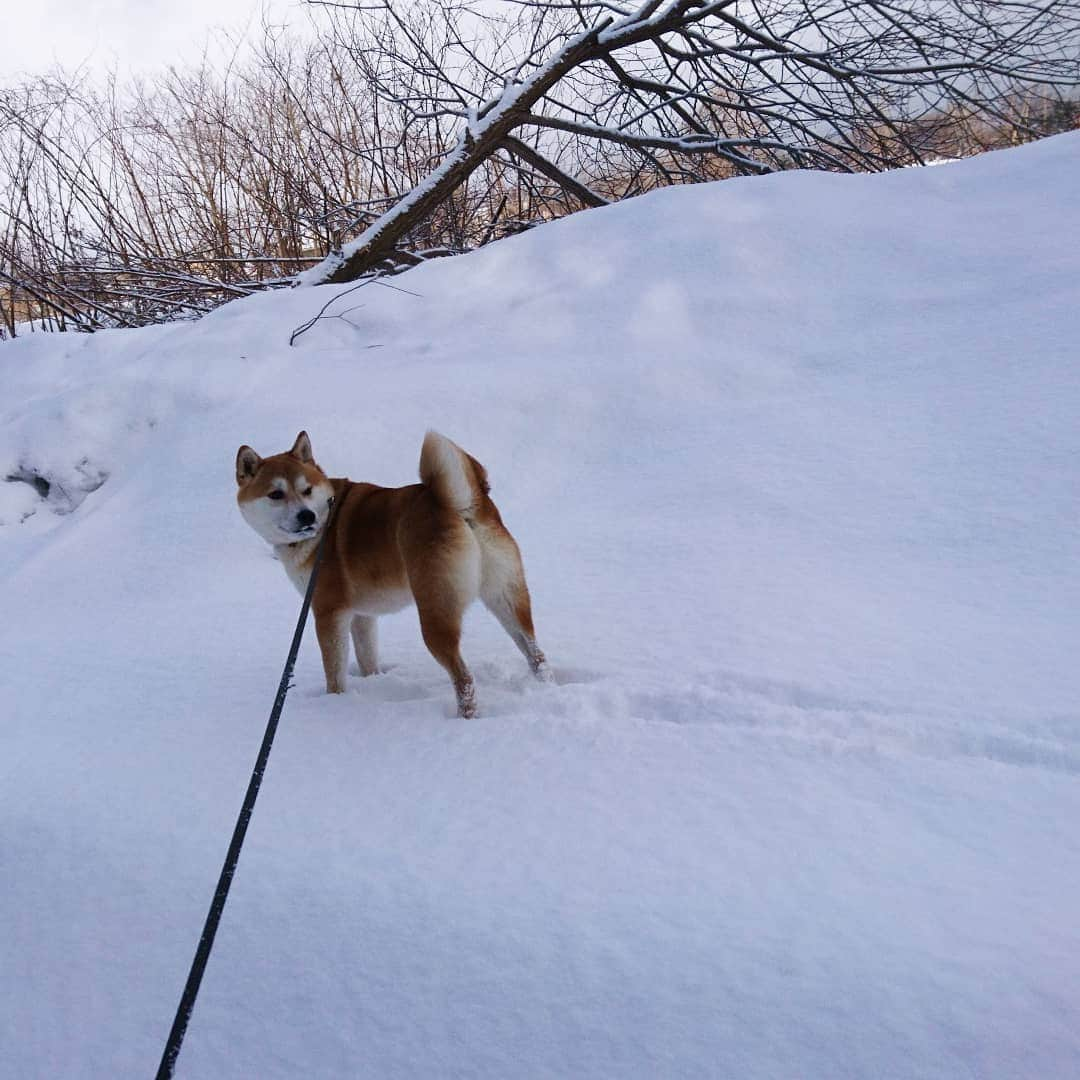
[235,431,551,717]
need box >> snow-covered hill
[2,133,1079,1079]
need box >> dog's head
[235,431,335,546]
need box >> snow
[3,132,1080,1078]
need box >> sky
[1,0,317,80]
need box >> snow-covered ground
[2,132,1079,1079]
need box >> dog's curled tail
[419,430,490,520]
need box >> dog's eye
[303,486,313,497]
[268,490,285,501]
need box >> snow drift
[2,133,1079,1079]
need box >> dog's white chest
[277,543,317,597]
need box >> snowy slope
[2,133,1079,1079]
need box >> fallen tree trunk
[298,21,613,285]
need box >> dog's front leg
[315,609,351,693]
[351,615,380,676]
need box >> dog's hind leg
[402,502,482,717]
[351,615,380,676]
[477,525,552,683]
[315,608,351,694]
[416,602,477,719]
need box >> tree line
[2,0,1077,334]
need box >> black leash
[155,498,335,1080]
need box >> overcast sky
[1,0,317,80]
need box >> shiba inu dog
[235,431,551,718]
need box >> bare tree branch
[1,0,1076,324]
[298,0,1080,285]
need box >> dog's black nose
[297,508,316,527]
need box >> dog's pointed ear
[290,431,314,464]
[236,445,262,485]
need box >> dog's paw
[533,661,556,685]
